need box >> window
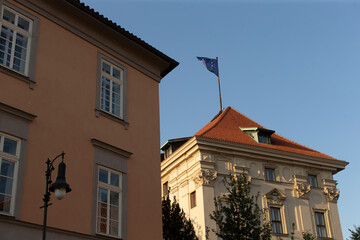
[162,181,169,197]
[258,134,271,144]
[190,191,196,208]
[97,167,122,237]
[0,133,20,215]
[308,175,317,187]
[270,207,283,234]
[315,212,327,238]
[96,53,128,125]
[0,6,32,75]
[265,168,275,181]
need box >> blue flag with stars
[197,57,219,77]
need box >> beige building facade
[161,107,347,240]
[0,0,177,239]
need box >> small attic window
[240,127,274,145]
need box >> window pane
[98,188,108,203]
[110,220,119,235]
[110,173,119,187]
[112,82,120,94]
[112,92,120,105]
[0,176,13,195]
[3,138,17,155]
[17,17,30,31]
[110,205,119,220]
[1,160,15,177]
[0,194,11,213]
[97,202,107,218]
[112,104,120,117]
[2,9,15,24]
[99,169,108,183]
[15,33,28,48]
[102,62,110,74]
[110,191,119,206]
[265,168,275,181]
[97,217,107,233]
[112,68,121,79]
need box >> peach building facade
[0,0,177,239]
[161,107,348,240]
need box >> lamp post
[41,151,71,240]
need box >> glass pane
[110,191,119,206]
[98,188,108,203]
[98,169,108,183]
[17,17,30,31]
[110,220,119,235]
[112,68,121,79]
[3,138,17,155]
[2,9,15,24]
[97,202,107,218]
[112,92,120,105]
[110,173,119,187]
[15,33,28,48]
[13,57,25,73]
[110,205,119,220]
[0,194,11,213]
[102,62,110,74]
[97,217,107,233]
[0,176,13,195]
[112,104,120,117]
[112,82,120,94]
[1,160,15,178]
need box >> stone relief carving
[193,169,217,185]
[323,187,340,202]
[265,188,287,206]
[294,182,311,199]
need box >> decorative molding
[294,182,311,199]
[193,169,217,186]
[91,138,132,158]
[323,187,340,202]
[265,188,287,206]
[0,102,36,121]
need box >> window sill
[0,65,35,89]
[95,109,129,129]
[95,233,123,240]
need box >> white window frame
[269,206,283,234]
[0,132,20,216]
[100,59,124,119]
[96,166,122,238]
[0,5,33,75]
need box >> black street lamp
[41,151,71,240]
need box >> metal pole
[216,57,223,111]
[42,159,51,240]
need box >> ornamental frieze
[193,169,217,186]
[294,182,311,199]
[323,187,340,202]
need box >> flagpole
[216,57,223,111]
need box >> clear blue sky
[83,0,359,238]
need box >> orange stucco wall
[0,1,162,239]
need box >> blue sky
[82,0,359,238]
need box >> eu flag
[197,57,219,77]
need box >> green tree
[162,193,198,240]
[210,173,272,240]
[302,231,315,240]
[349,225,360,240]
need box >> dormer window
[240,127,275,144]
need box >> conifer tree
[210,173,272,240]
[162,193,198,240]
[349,225,360,240]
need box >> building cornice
[0,102,37,122]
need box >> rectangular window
[258,134,270,144]
[0,6,32,75]
[0,133,20,215]
[190,191,196,208]
[315,212,327,238]
[270,207,283,234]
[100,59,124,119]
[97,167,122,237]
[162,181,168,197]
[308,175,318,187]
[265,168,275,181]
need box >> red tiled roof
[195,107,334,159]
